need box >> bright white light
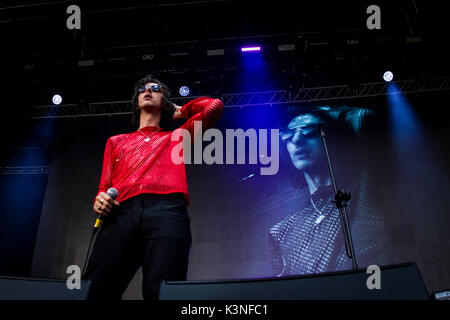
[383,71,394,82]
[179,86,190,97]
[241,46,261,52]
[52,94,62,105]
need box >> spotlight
[52,94,62,105]
[169,52,189,57]
[78,59,94,67]
[206,49,225,56]
[142,54,154,61]
[241,46,261,53]
[383,71,394,82]
[278,44,295,51]
[179,86,190,97]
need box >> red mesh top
[95,97,224,206]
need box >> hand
[172,104,184,120]
[94,192,120,216]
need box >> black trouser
[83,193,191,300]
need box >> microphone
[83,187,119,277]
[94,187,118,229]
[240,173,255,182]
[317,123,325,137]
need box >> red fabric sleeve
[179,97,224,142]
[94,137,115,205]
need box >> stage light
[241,46,261,53]
[142,54,154,61]
[78,59,94,67]
[278,44,295,51]
[405,36,422,44]
[207,49,224,56]
[52,94,62,105]
[179,86,190,97]
[383,71,394,82]
[169,52,189,57]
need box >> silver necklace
[310,196,331,225]
[137,128,161,142]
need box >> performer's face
[281,113,324,172]
[138,82,164,110]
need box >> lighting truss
[222,90,290,107]
[32,76,450,119]
[0,166,52,175]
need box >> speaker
[0,276,91,300]
[159,262,429,300]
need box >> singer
[83,74,224,300]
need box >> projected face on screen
[281,114,323,172]
[268,105,387,277]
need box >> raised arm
[174,97,224,142]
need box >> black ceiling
[0,0,448,109]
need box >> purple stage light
[241,46,261,52]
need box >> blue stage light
[179,86,190,97]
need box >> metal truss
[0,165,52,175]
[31,98,196,119]
[14,76,449,175]
[32,76,450,119]
[32,100,133,119]
[222,90,291,107]
[0,144,55,175]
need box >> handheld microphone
[94,187,118,229]
[83,187,119,277]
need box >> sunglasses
[279,124,319,142]
[137,84,163,93]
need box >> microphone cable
[82,187,118,278]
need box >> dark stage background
[19,90,449,299]
[1,0,449,300]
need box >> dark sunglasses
[137,84,163,93]
[279,124,319,142]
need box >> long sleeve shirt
[95,97,224,206]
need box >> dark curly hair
[131,74,176,130]
[278,104,374,189]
